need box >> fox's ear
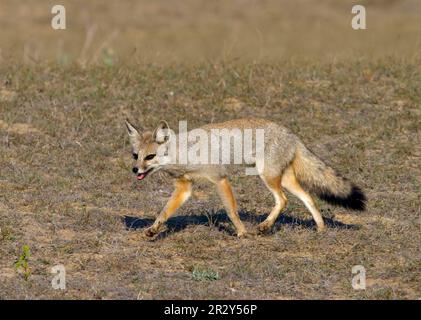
[153,120,171,144]
[125,119,140,136]
[125,119,140,145]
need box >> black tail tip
[320,185,367,211]
[347,186,367,211]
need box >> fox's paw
[144,226,158,237]
[257,221,274,234]
[236,230,248,239]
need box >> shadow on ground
[122,210,359,239]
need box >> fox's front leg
[145,179,192,237]
[216,178,247,238]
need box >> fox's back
[199,118,300,153]
[200,118,280,132]
[167,118,301,178]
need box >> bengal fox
[125,118,366,238]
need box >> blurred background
[0,0,420,65]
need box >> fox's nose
[132,167,139,174]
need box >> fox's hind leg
[144,178,192,237]
[281,166,325,232]
[257,174,288,233]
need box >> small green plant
[191,267,220,282]
[101,48,115,67]
[14,245,31,281]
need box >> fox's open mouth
[136,168,153,181]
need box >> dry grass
[0,0,420,299]
[1,0,421,64]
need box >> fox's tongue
[137,173,147,180]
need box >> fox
[125,118,366,238]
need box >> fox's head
[125,119,172,181]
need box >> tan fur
[257,175,287,232]
[293,144,353,198]
[145,179,192,237]
[281,166,325,231]
[125,118,365,237]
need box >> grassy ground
[0,61,419,299]
[0,0,420,299]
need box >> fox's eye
[144,154,156,161]
[132,153,138,160]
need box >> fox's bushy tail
[292,144,366,211]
